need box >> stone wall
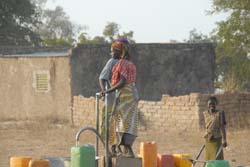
[72,92,250,132]
[70,43,215,101]
[0,56,71,122]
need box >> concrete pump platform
[99,156,142,167]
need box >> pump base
[99,156,142,167]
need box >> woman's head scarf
[111,41,123,51]
[111,38,130,59]
[116,38,129,45]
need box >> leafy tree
[210,0,250,91]
[102,22,135,43]
[35,6,82,46]
[43,36,74,47]
[78,32,90,44]
[78,22,135,44]
[31,0,47,11]
[90,36,108,44]
[185,28,216,43]
[102,22,120,43]
[0,0,41,46]
[78,32,108,44]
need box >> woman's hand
[222,141,227,147]
[100,90,106,97]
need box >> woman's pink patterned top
[111,59,136,86]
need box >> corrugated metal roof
[0,51,69,57]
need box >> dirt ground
[0,121,249,167]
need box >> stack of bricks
[72,92,250,131]
[72,95,104,127]
[138,93,202,132]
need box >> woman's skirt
[109,84,139,146]
[205,137,224,160]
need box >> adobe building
[0,46,71,122]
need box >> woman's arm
[99,79,106,92]
[220,124,227,147]
[104,75,126,94]
[220,111,227,147]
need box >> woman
[101,40,139,158]
[99,40,124,140]
[203,96,227,161]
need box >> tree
[78,22,135,44]
[78,32,90,44]
[35,6,81,46]
[78,32,108,44]
[102,22,135,43]
[102,22,120,43]
[210,0,250,91]
[90,36,108,44]
[185,28,216,43]
[0,0,41,46]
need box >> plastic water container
[205,160,230,167]
[44,157,70,167]
[157,154,174,167]
[71,144,95,167]
[173,154,192,167]
[28,159,50,167]
[140,141,157,167]
[10,157,32,167]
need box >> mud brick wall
[138,93,201,132]
[72,93,203,131]
[0,56,71,122]
[197,92,250,130]
[72,92,250,132]
[72,96,104,127]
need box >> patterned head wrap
[116,38,129,45]
[112,38,130,59]
[111,41,123,51]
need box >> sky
[46,0,228,43]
